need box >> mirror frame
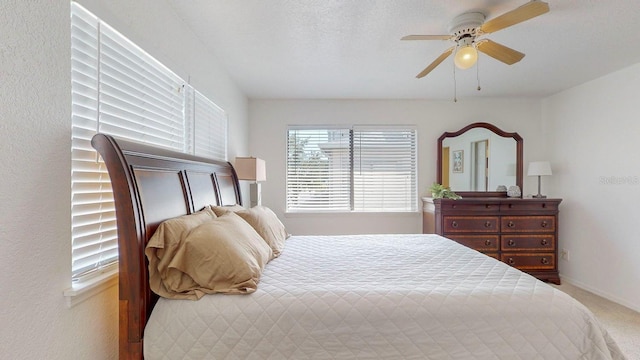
[437,122,523,198]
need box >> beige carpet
[554,282,640,359]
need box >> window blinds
[190,88,228,159]
[286,126,417,212]
[98,24,186,150]
[286,128,352,211]
[353,126,418,212]
[71,5,118,280]
[71,3,227,282]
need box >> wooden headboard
[91,133,241,360]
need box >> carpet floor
[554,282,640,359]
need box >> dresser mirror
[437,122,523,197]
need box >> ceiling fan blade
[416,47,455,78]
[476,39,525,65]
[401,35,451,41]
[480,0,549,34]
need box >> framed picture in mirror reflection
[453,150,463,173]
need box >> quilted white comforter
[144,234,625,359]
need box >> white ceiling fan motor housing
[449,12,485,43]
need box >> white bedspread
[144,234,625,359]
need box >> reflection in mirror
[437,123,522,196]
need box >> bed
[92,133,625,360]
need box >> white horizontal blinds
[71,4,118,279]
[193,88,228,160]
[71,3,228,282]
[353,126,418,212]
[286,126,418,212]
[287,128,352,211]
[98,22,185,151]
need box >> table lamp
[234,157,266,207]
[527,161,552,198]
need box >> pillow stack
[213,205,288,258]
[146,205,289,300]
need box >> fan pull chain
[476,56,481,91]
[453,62,458,102]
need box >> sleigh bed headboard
[91,133,241,359]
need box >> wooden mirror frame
[437,122,523,198]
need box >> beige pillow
[145,207,217,299]
[211,204,245,217]
[236,206,288,258]
[148,212,272,299]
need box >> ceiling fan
[402,0,550,78]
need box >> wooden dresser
[423,197,562,284]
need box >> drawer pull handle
[451,221,458,228]
[541,221,548,228]
[508,204,513,208]
[485,239,492,246]
[484,221,492,228]
[508,258,515,265]
[541,258,550,265]
[507,221,515,228]
[485,204,492,209]
[541,203,547,208]
[541,239,548,246]
[508,239,516,247]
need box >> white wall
[249,98,544,235]
[543,63,640,312]
[0,1,248,359]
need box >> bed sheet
[144,234,624,359]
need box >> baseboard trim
[560,275,640,313]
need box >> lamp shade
[235,157,266,181]
[527,161,552,176]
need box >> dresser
[423,197,562,284]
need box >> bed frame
[91,133,242,360]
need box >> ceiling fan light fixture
[403,3,551,78]
[454,45,478,70]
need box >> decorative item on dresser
[423,197,562,284]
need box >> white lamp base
[249,182,261,207]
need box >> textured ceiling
[166,0,640,100]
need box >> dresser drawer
[501,235,555,251]
[501,253,555,270]
[440,202,500,213]
[501,216,555,233]
[501,201,559,212]
[448,235,499,252]
[443,216,499,233]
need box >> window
[70,3,227,284]
[286,126,417,212]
